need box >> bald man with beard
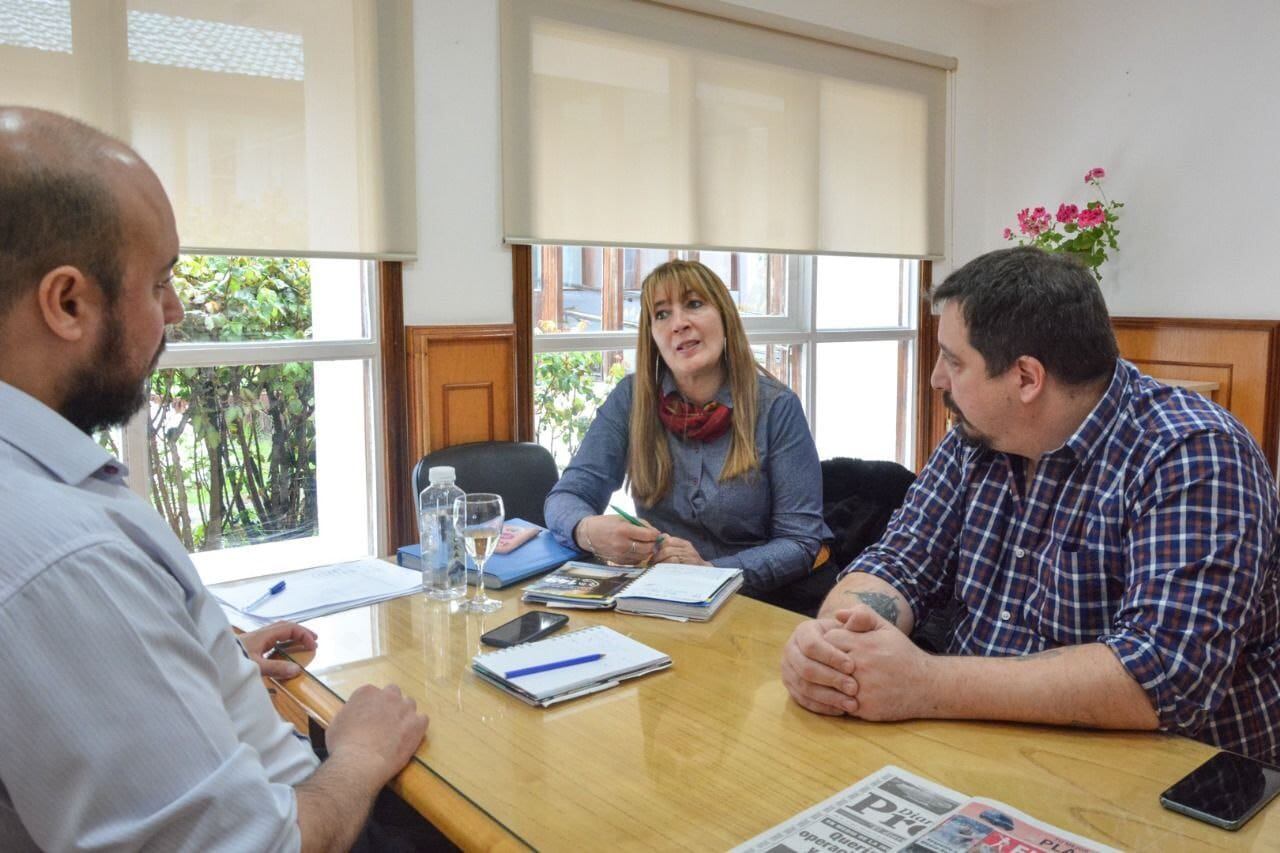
[0,108,431,852]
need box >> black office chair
[411,441,560,528]
[820,457,960,651]
[755,457,917,619]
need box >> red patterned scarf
[657,392,733,442]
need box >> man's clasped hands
[781,604,937,723]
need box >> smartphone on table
[480,611,569,648]
[1159,750,1280,830]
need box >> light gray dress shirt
[0,380,319,852]
[545,372,830,592]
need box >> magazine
[520,561,646,608]
[732,765,1117,853]
[522,561,743,620]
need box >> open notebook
[472,625,671,707]
[614,564,743,621]
[522,562,743,621]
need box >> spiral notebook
[614,564,743,621]
[472,625,671,707]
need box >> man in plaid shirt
[782,247,1279,761]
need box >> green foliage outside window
[150,256,317,551]
[533,351,625,466]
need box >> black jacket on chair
[820,457,916,570]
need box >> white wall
[402,0,993,325]
[405,0,1280,325]
[403,0,508,324]
[981,0,1280,319]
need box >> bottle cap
[427,466,456,484]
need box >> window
[110,256,384,584]
[530,246,918,473]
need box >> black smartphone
[480,611,569,648]
[1159,750,1280,831]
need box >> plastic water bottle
[418,466,466,600]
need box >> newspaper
[732,766,1118,853]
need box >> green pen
[611,504,665,552]
[610,504,643,526]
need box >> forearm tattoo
[841,590,900,625]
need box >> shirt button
[1014,547,1026,558]
[1000,610,1012,621]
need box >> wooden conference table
[274,584,1279,851]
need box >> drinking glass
[453,493,505,614]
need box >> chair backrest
[820,457,916,569]
[412,441,560,528]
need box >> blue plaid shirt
[845,360,1280,760]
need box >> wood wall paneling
[392,324,517,547]
[406,324,516,455]
[916,314,1280,472]
[1112,317,1280,468]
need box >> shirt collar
[0,380,120,485]
[1056,359,1133,464]
[659,371,733,407]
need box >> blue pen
[504,653,605,680]
[244,580,286,613]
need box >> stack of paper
[472,625,671,707]
[613,563,743,621]
[212,559,422,626]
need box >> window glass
[171,256,368,343]
[128,255,380,583]
[533,349,633,468]
[816,256,912,329]
[752,343,804,396]
[530,245,920,473]
[814,340,913,462]
[148,360,334,551]
[534,246,792,334]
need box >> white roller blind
[0,0,416,259]
[501,0,950,258]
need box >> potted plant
[1002,167,1123,281]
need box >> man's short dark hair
[930,246,1118,385]
[0,132,124,318]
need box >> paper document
[212,559,421,625]
[614,563,740,603]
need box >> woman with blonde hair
[544,260,829,595]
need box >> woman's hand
[652,534,708,566]
[574,515,661,565]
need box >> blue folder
[397,518,581,589]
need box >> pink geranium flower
[1016,208,1032,234]
[1001,168,1120,280]
[1077,206,1105,228]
